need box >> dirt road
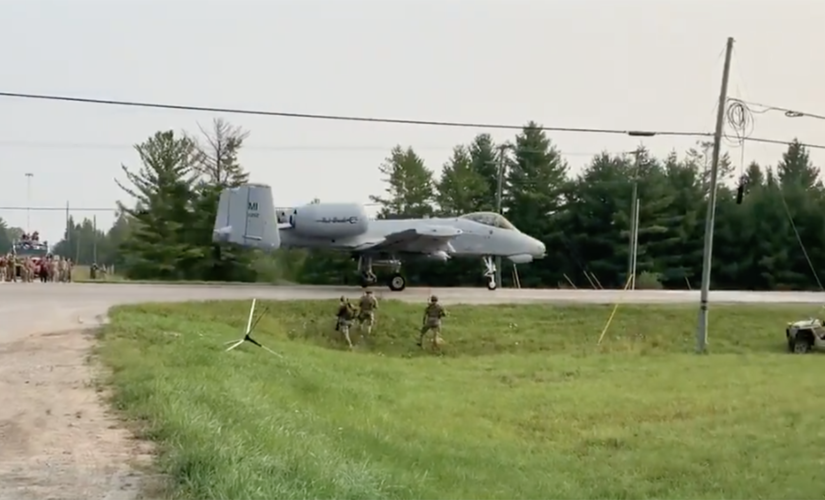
[0,284,159,500]
[1,283,822,499]
[0,329,152,500]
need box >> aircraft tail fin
[212,183,281,251]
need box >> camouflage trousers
[357,311,375,331]
[338,319,354,347]
[420,319,442,345]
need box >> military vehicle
[785,318,825,354]
[11,235,50,279]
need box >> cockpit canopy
[459,212,517,230]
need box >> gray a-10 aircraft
[212,183,546,291]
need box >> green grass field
[96,300,825,500]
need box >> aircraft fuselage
[279,217,544,261]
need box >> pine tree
[369,146,436,218]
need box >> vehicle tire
[388,274,406,292]
[792,333,813,354]
[486,279,497,291]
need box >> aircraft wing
[354,226,462,254]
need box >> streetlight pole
[621,136,655,290]
[25,173,34,232]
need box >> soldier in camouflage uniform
[6,255,15,282]
[356,290,378,336]
[418,295,447,349]
[336,296,357,349]
[57,256,66,283]
[24,257,34,283]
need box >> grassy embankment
[97,299,825,499]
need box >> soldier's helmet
[340,296,346,303]
[365,290,373,295]
[430,295,438,303]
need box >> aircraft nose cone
[534,239,546,257]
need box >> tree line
[5,118,822,291]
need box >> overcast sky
[2,0,823,242]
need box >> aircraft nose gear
[482,256,497,290]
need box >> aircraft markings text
[316,217,360,224]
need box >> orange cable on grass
[597,275,633,345]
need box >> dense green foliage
[5,118,822,290]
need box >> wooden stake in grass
[224,298,282,357]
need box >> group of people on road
[19,231,41,243]
[335,290,448,350]
[0,254,73,283]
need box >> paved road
[2,283,824,343]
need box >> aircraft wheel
[486,279,497,291]
[388,274,406,292]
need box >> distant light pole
[25,173,34,232]
[623,133,656,290]
[495,143,514,288]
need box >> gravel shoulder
[0,327,153,500]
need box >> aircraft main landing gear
[388,273,406,292]
[482,256,497,291]
[357,256,377,287]
[357,255,407,291]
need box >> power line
[0,203,386,212]
[0,206,117,212]
[725,99,825,151]
[3,92,820,151]
[744,136,825,151]
[0,139,628,157]
[0,91,710,138]
[732,98,825,122]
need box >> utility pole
[495,144,508,289]
[696,36,735,353]
[65,201,70,256]
[25,173,33,232]
[631,197,640,290]
[627,149,641,289]
[93,215,98,264]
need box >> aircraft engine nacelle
[289,202,369,238]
